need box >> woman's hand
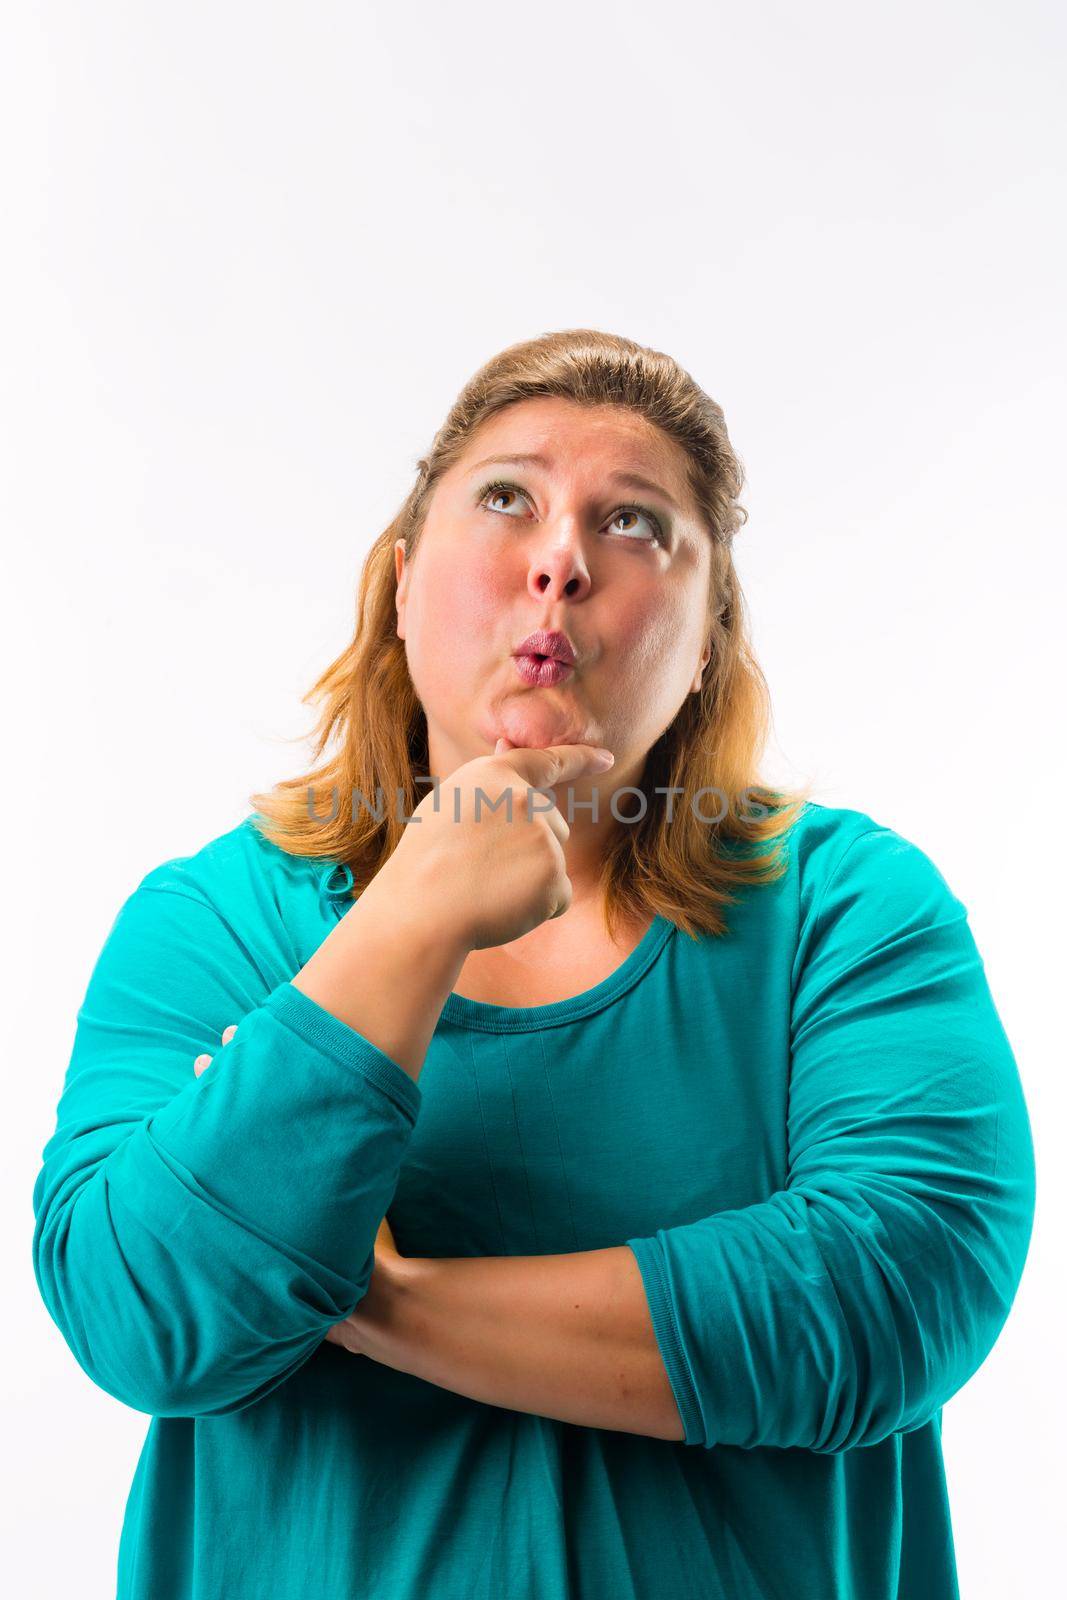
[321,1214,403,1354]
[193,1023,238,1076]
[191,1025,403,1356]
[377,734,616,954]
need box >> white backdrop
[4,3,1063,1596]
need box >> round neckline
[317,860,676,1034]
[440,914,676,1033]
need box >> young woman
[32,328,1035,1599]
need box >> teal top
[31,801,1035,1600]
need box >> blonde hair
[249,328,813,940]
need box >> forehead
[453,396,689,484]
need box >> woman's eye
[481,483,527,516]
[478,481,664,545]
[608,508,663,544]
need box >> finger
[323,1321,358,1352]
[221,1024,238,1045]
[488,752,571,844]
[497,741,615,791]
[540,806,570,847]
[491,737,585,837]
[193,1053,212,1077]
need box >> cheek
[599,593,703,721]
[403,553,507,686]
[610,594,681,674]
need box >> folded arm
[32,880,422,1419]
[336,828,1036,1452]
[333,1239,685,1439]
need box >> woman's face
[395,396,713,782]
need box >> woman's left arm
[331,828,1037,1449]
[329,1230,686,1439]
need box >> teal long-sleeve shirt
[31,801,1036,1599]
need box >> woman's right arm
[30,873,465,1423]
[31,740,611,1422]
[291,870,468,1082]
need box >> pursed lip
[513,629,577,667]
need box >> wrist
[354,864,472,977]
[348,1252,428,1371]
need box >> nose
[525,522,592,602]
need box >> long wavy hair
[249,328,814,940]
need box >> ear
[689,638,712,694]
[394,539,408,640]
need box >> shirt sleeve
[31,881,422,1420]
[624,826,1036,1452]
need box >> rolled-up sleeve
[625,827,1036,1452]
[32,882,420,1420]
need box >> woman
[32,328,1035,1599]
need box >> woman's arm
[333,827,1036,1453]
[31,870,462,1420]
[332,1242,685,1440]
[292,873,468,1082]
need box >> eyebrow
[466,453,682,516]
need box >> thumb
[494,736,514,754]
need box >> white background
[4,3,1063,1595]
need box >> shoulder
[781,802,970,998]
[134,813,336,923]
[118,815,350,982]
[776,801,966,955]
[784,799,958,900]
